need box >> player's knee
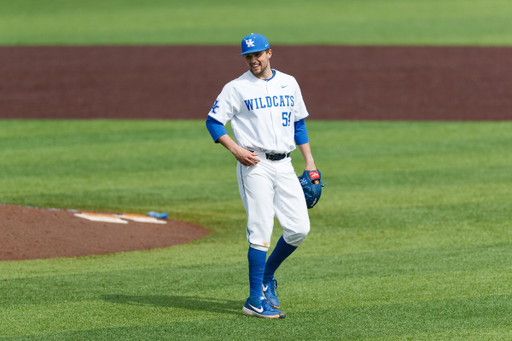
[285,224,310,247]
[297,227,310,243]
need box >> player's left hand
[304,167,319,184]
[298,169,326,209]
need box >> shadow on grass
[101,294,240,316]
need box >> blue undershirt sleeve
[206,115,228,143]
[294,119,309,145]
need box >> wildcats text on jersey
[244,95,295,111]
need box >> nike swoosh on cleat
[262,285,268,291]
[281,85,288,88]
[248,303,264,313]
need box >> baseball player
[206,33,318,319]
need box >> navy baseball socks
[244,247,286,318]
[262,236,297,309]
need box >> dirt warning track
[0,46,511,120]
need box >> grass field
[1,0,512,45]
[1,0,512,339]
[1,120,512,339]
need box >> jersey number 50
[282,112,291,127]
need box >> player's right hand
[234,148,260,166]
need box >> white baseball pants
[236,156,310,252]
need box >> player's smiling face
[243,49,272,79]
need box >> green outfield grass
[1,120,512,340]
[1,0,512,45]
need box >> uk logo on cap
[239,33,270,56]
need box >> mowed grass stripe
[305,222,512,254]
[365,327,512,341]
[4,323,512,341]
[0,242,251,281]
[2,150,510,180]
[1,0,512,45]
[3,177,510,206]
[0,271,512,337]
[2,242,510,308]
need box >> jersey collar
[246,69,277,82]
[263,69,276,82]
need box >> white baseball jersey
[208,70,309,154]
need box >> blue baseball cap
[239,33,270,56]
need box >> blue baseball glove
[298,170,326,209]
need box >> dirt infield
[1,46,511,120]
[0,205,209,261]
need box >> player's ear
[267,49,272,58]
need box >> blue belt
[265,152,290,161]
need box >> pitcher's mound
[0,204,209,261]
